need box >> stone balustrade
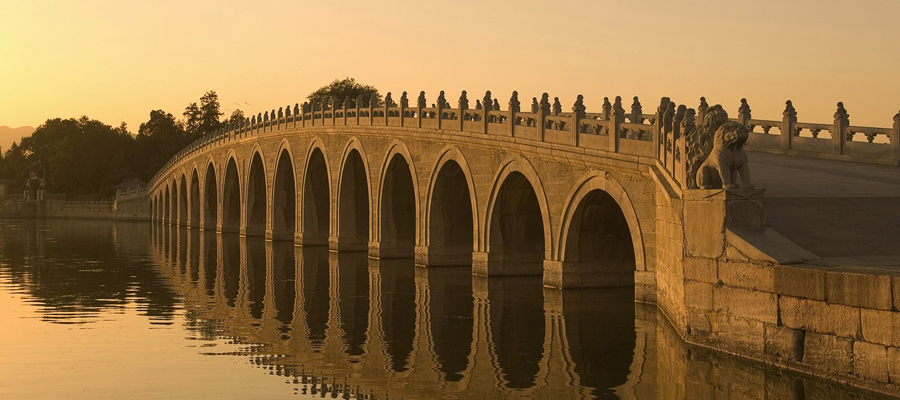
[151,91,900,194]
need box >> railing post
[833,102,849,155]
[331,97,337,126]
[508,91,519,137]
[482,91,492,134]
[384,92,392,126]
[892,111,900,164]
[610,96,624,153]
[416,91,425,129]
[572,94,585,146]
[436,93,444,130]
[782,100,797,150]
[343,96,349,125]
[538,93,549,141]
[458,91,468,132]
[738,98,751,127]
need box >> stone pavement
[749,151,900,262]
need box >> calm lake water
[0,219,892,399]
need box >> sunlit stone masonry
[147,89,900,396]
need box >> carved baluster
[893,112,900,162]
[602,97,612,134]
[355,95,362,125]
[572,94,585,143]
[482,90,492,133]
[383,92,392,126]
[631,96,642,125]
[369,93,377,126]
[834,102,849,154]
[436,90,445,130]
[610,96,625,153]
[738,98,751,128]
[782,100,797,149]
[655,97,670,161]
[539,93,550,140]
[458,91,468,131]
[508,91,520,136]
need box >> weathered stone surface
[685,280,714,311]
[803,331,853,374]
[774,265,826,300]
[826,271,893,310]
[683,199,725,258]
[715,285,777,324]
[894,276,900,312]
[889,347,900,384]
[853,341,889,383]
[718,260,774,292]
[860,308,900,347]
[684,257,717,284]
[764,323,803,361]
[779,296,860,338]
[717,314,766,354]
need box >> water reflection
[3,220,897,400]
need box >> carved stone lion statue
[696,119,751,189]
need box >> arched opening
[245,153,267,237]
[203,163,218,230]
[563,190,635,287]
[272,149,296,241]
[336,150,368,251]
[164,186,171,224]
[178,175,188,226]
[190,170,200,227]
[337,251,369,357]
[378,154,416,258]
[487,172,544,275]
[302,148,329,245]
[222,159,241,233]
[427,160,474,266]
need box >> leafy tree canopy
[307,78,381,108]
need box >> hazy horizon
[2,0,899,134]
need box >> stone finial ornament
[459,91,469,110]
[664,102,676,136]
[531,97,539,114]
[475,100,482,110]
[400,91,409,109]
[673,104,686,139]
[509,91,521,113]
[369,93,378,108]
[894,111,900,131]
[278,107,284,119]
[693,105,751,189]
[294,103,300,116]
[437,91,446,109]
[302,102,310,113]
[271,109,276,119]
[384,92,393,108]
[540,93,551,115]
[835,102,850,139]
[264,111,269,121]
[493,99,500,111]
[783,100,796,119]
[602,97,612,120]
[356,95,364,109]
[738,98,751,126]
[258,112,263,122]
[251,115,256,125]
[483,91,493,112]
[343,96,350,110]
[631,96,642,121]
[572,95,586,119]
[285,105,291,117]
[417,91,426,109]
[552,97,562,116]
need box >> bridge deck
[750,151,900,267]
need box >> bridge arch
[479,155,552,276]
[553,171,645,287]
[334,137,372,251]
[422,145,478,266]
[244,147,268,237]
[374,140,420,258]
[221,155,242,233]
[202,159,218,230]
[164,184,171,224]
[300,138,331,245]
[189,166,200,227]
[178,175,187,226]
[271,140,297,241]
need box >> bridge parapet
[151,90,899,193]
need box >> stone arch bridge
[148,90,900,395]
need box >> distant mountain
[0,126,34,154]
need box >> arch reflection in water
[424,266,473,382]
[334,251,369,357]
[243,237,267,320]
[300,246,330,348]
[201,231,217,296]
[483,276,545,389]
[270,241,296,328]
[373,258,416,372]
[221,234,240,307]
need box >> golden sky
[1,0,899,132]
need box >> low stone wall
[113,195,149,220]
[45,200,114,219]
[681,242,900,395]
